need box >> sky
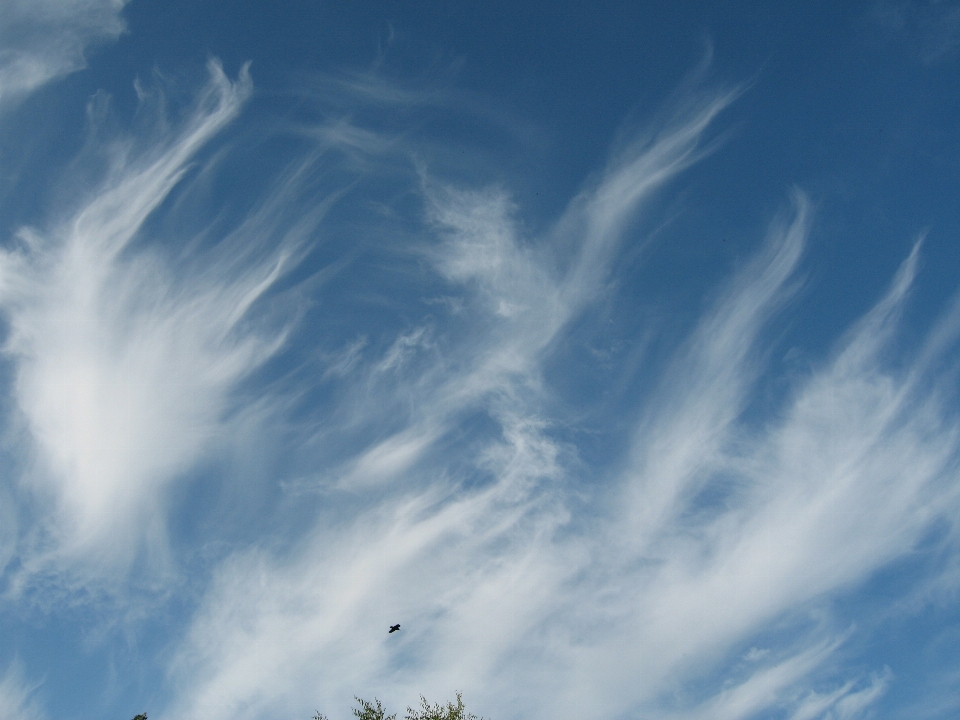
[1,1,960,719]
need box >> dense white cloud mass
[0,0,127,106]
[0,61,317,583]
[2,8,960,720]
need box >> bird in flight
[389,624,401,634]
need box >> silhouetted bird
[389,624,401,633]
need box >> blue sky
[2,1,960,719]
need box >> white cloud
[153,70,960,719]
[164,435,573,720]
[788,668,891,720]
[0,0,127,107]
[683,640,841,720]
[158,81,746,720]
[4,56,959,720]
[0,661,44,720]
[544,224,960,718]
[0,60,319,584]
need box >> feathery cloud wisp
[2,48,959,720]
[0,661,43,720]
[158,75,960,720]
[0,0,127,107]
[0,61,319,582]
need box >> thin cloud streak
[785,667,891,720]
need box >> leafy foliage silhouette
[127,691,481,720]
[312,692,482,720]
[405,692,480,720]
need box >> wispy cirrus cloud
[0,661,43,720]
[786,667,891,720]
[551,224,960,719]
[0,0,127,107]
[3,49,959,720]
[158,80,745,720]
[154,70,960,720]
[0,60,325,587]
